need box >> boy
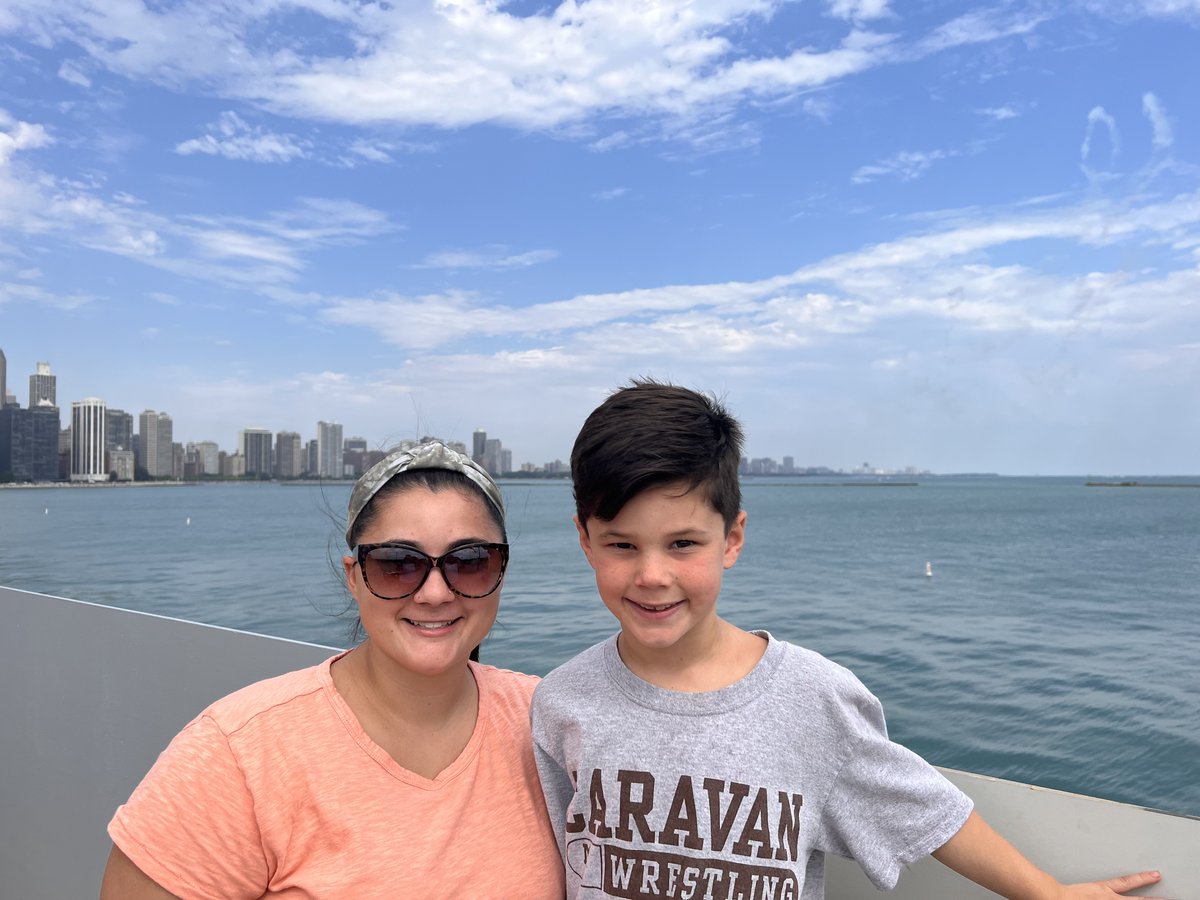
[531,380,1164,900]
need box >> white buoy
[925,561,933,578]
[44,508,49,515]
[186,517,191,526]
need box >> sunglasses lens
[363,546,430,598]
[442,545,505,597]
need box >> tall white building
[0,346,6,409]
[317,420,343,478]
[70,398,107,482]
[29,362,56,408]
[139,410,174,478]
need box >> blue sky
[1,0,1197,474]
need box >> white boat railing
[1,585,1195,899]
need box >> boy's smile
[576,481,746,679]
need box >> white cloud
[176,112,309,163]
[1088,0,1200,20]
[802,94,836,122]
[1142,92,1173,149]
[1084,105,1118,181]
[852,149,950,184]
[2,113,396,293]
[827,0,891,22]
[346,140,392,164]
[590,131,633,152]
[57,59,91,88]
[0,280,91,308]
[315,190,1200,363]
[0,0,1052,143]
[914,8,1047,54]
[592,187,629,201]
[977,105,1019,121]
[0,110,52,164]
[1081,106,1120,165]
[322,290,504,350]
[416,247,558,270]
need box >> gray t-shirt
[531,631,973,899]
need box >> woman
[100,441,564,898]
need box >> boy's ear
[573,515,597,567]
[723,511,747,569]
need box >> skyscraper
[0,404,60,481]
[0,347,6,409]
[240,427,273,477]
[274,431,302,479]
[317,420,343,478]
[139,410,174,478]
[71,398,107,482]
[473,429,487,466]
[29,362,56,408]
[341,435,369,478]
[482,437,508,475]
[195,441,220,475]
[106,408,134,451]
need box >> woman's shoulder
[470,662,542,732]
[471,660,540,698]
[200,653,342,735]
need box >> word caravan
[564,768,808,900]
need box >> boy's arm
[932,810,1165,899]
[531,738,572,860]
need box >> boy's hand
[933,812,1168,899]
[1058,870,1164,898]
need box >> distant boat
[925,561,933,578]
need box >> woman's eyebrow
[373,536,496,549]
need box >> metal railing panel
[2,585,1196,899]
[0,586,333,900]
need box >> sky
[1,1,1198,475]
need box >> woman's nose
[414,565,455,602]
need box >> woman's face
[343,484,503,679]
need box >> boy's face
[575,481,746,663]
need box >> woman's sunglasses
[352,542,509,600]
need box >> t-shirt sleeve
[813,674,974,890]
[108,713,270,900]
[530,682,572,861]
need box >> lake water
[1,476,1197,817]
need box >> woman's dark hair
[347,468,507,547]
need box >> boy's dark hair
[571,379,744,531]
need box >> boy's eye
[609,542,635,551]
[672,539,697,550]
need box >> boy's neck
[617,618,767,692]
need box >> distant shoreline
[4,474,1199,490]
[1085,481,1200,488]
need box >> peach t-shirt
[109,654,564,899]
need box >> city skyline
[2,5,1199,476]
[4,346,868,475]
